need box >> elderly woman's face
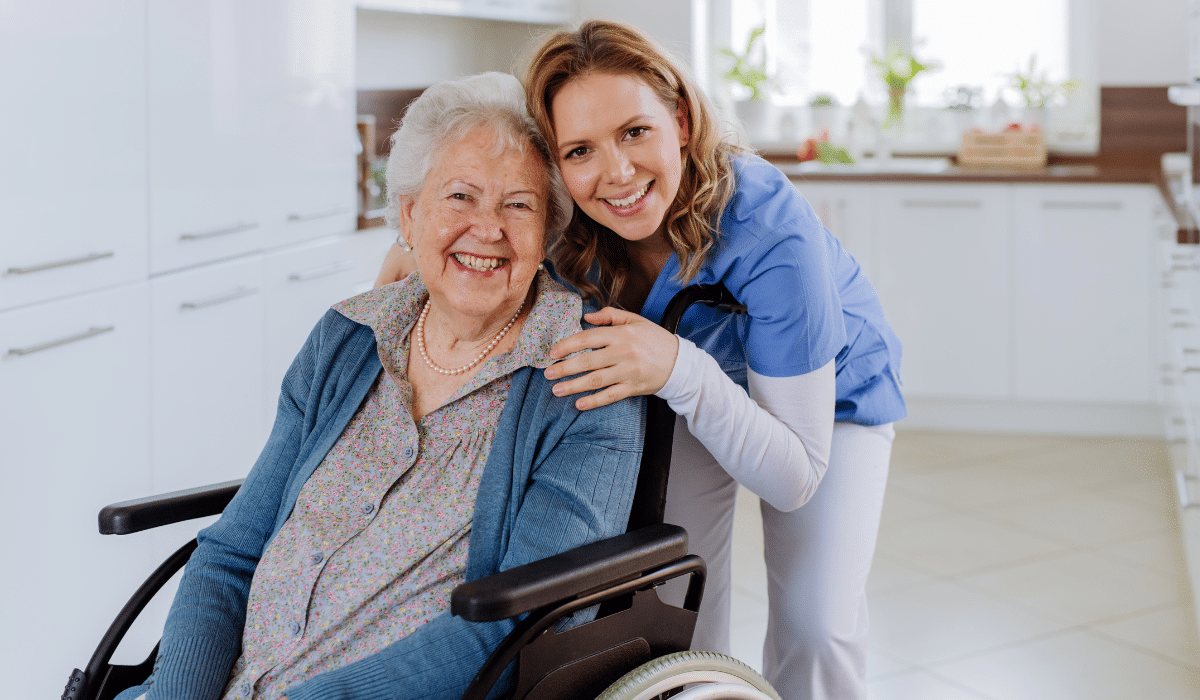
[398,126,548,323]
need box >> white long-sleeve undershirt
[655,336,835,512]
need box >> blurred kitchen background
[6,1,1200,698]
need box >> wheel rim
[620,670,767,700]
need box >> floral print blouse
[220,271,580,700]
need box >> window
[710,0,1096,152]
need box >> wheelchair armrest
[98,479,244,535]
[450,522,688,622]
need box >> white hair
[383,72,572,243]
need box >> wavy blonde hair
[524,19,742,307]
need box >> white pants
[661,418,894,700]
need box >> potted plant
[868,48,939,128]
[719,24,772,138]
[1006,54,1077,130]
[808,93,839,136]
[944,84,982,136]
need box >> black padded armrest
[99,479,244,535]
[450,522,688,622]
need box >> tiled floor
[729,430,1200,699]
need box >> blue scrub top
[637,155,906,426]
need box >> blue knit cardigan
[119,308,644,700]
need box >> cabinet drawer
[0,0,147,311]
[263,237,363,417]
[150,255,267,494]
[0,283,155,698]
[873,184,1012,398]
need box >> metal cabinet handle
[179,222,258,242]
[1041,201,1123,210]
[1177,470,1200,509]
[900,199,982,209]
[288,262,354,283]
[180,286,259,311]
[287,206,351,223]
[6,251,114,275]
[6,325,115,358]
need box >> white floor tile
[867,552,941,595]
[980,489,1173,548]
[868,668,996,700]
[868,580,1070,665]
[932,629,1200,700]
[888,463,1071,510]
[878,487,960,529]
[890,431,1069,473]
[874,513,1067,577]
[1092,531,1190,579]
[866,644,916,680]
[1093,603,1200,668]
[958,549,1186,626]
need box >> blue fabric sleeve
[285,380,644,700]
[726,217,846,378]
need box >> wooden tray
[958,131,1047,168]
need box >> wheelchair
[62,285,782,700]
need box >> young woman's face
[550,72,689,245]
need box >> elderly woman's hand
[545,307,679,410]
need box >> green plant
[1007,54,1077,108]
[944,85,982,111]
[719,25,770,101]
[808,93,837,107]
[868,48,940,125]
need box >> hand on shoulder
[544,307,678,410]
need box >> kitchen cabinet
[0,0,148,312]
[5,4,362,697]
[792,181,877,280]
[147,0,273,274]
[150,255,269,495]
[1011,185,1155,403]
[266,0,358,250]
[795,177,1162,432]
[148,0,356,275]
[0,283,155,700]
[874,184,1012,398]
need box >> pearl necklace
[416,299,524,376]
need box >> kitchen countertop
[765,154,1199,242]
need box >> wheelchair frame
[62,284,746,700]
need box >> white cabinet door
[0,283,154,700]
[150,256,267,495]
[266,0,358,249]
[1012,185,1155,403]
[0,1,147,312]
[263,237,363,420]
[147,0,273,274]
[874,184,1012,398]
[791,181,877,280]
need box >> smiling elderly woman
[114,72,644,700]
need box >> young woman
[374,22,905,700]
[524,20,905,700]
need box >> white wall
[574,0,698,68]
[1097,0,1189,84]
[356,9,556,88]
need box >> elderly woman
[114,72,644,700]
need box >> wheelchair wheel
[594,651,782,700]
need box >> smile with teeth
[604,181,652,209]
[453,252,508,272]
